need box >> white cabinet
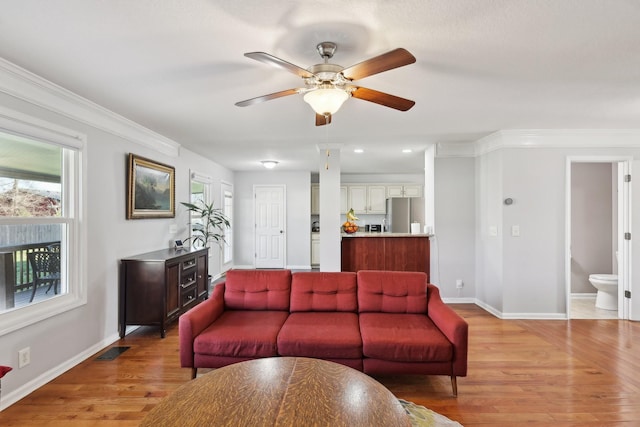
[311,185,320,215]
[403,184,423,197]
[311,233,320,266]
[340,186,348,214]
[347,184,387,214]
[387,184,423,198]
[312,184,348,215]
[367,185,387,213]
[348,185,367,214]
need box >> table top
[140,357,410,427]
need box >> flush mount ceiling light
[354,148,364,153]
[402,149,413,153]
[261,160,278,169]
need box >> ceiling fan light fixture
[261,160,279,169]
[303,88,349,116]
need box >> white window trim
[0,107,86,337]
[222,181,233,267]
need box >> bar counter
[341,233,430,277]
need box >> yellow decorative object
[343,208,359,233]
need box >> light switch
[489,226,498,237]
[512,225,520,237]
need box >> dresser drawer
[181,285,198,307]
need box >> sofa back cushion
[290,272,357,312]
[224,269,291,311]
[357,270,428,314]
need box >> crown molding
[435,142,476,158]
[475,129,640,156]
[0,57,180,157]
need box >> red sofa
[179,269,468,395]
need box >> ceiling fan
[235,42,416,126]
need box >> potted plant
[181,201,230,249]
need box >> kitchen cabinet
[340,186,348,214]
[386,184,423,198]
[311,184,320,215]
[311,185,348,215]
[120,247,208,338]
[311,233,320,266]
[348,185,387,214]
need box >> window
[222,183,233,266]
[0,108,85,336]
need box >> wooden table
[140,357,410,427]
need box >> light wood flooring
[1,304,639,426]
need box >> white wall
[233,171,311,269]
[0,77,233,407]
[434,157,475,298]
[475,149,504,313]
[474,131,640,318]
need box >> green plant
[181,201,230,248]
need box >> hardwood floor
[1,304,639,426]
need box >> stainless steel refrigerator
[385,197,425,233]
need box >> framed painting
[127,154,175,219]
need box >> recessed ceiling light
[354,149,364,153]
[260,160,278,169]
[402,149,412,153]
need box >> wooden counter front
[341,234,429,277]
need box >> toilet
[588,274,618,311]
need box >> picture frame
[127,154,175,219]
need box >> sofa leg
[451,376,458,397]
[191,367,197,379]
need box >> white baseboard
[473,299,567,320]
[571,293,597,300]
[0,332,121,411]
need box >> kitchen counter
[341,234,430,277]
[341,232,432,237]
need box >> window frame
[222,182,233,267]
[0,106,86,336]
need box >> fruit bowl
[342,222,359,234]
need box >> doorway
[254,185,286,268]
[566,158,631,320]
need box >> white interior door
[254,185,285,268]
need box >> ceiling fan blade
[244,52,315,78]
[235,88,302,107]
[315,113,332,126]
[351,86,415,111]
[342,48,416,81]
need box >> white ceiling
[1,0,639,174]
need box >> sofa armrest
[426,283,468,377]
[179,283,225,368]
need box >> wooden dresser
[119,247,208,338]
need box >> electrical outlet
[456,279,464,289]
[18,347,30,368]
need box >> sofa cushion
[224,269,291,311]
[357,270,428,314]
[359,313,452,362]
[290,272,357,312]
[194,310,289,358]
[278,312,362,359]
